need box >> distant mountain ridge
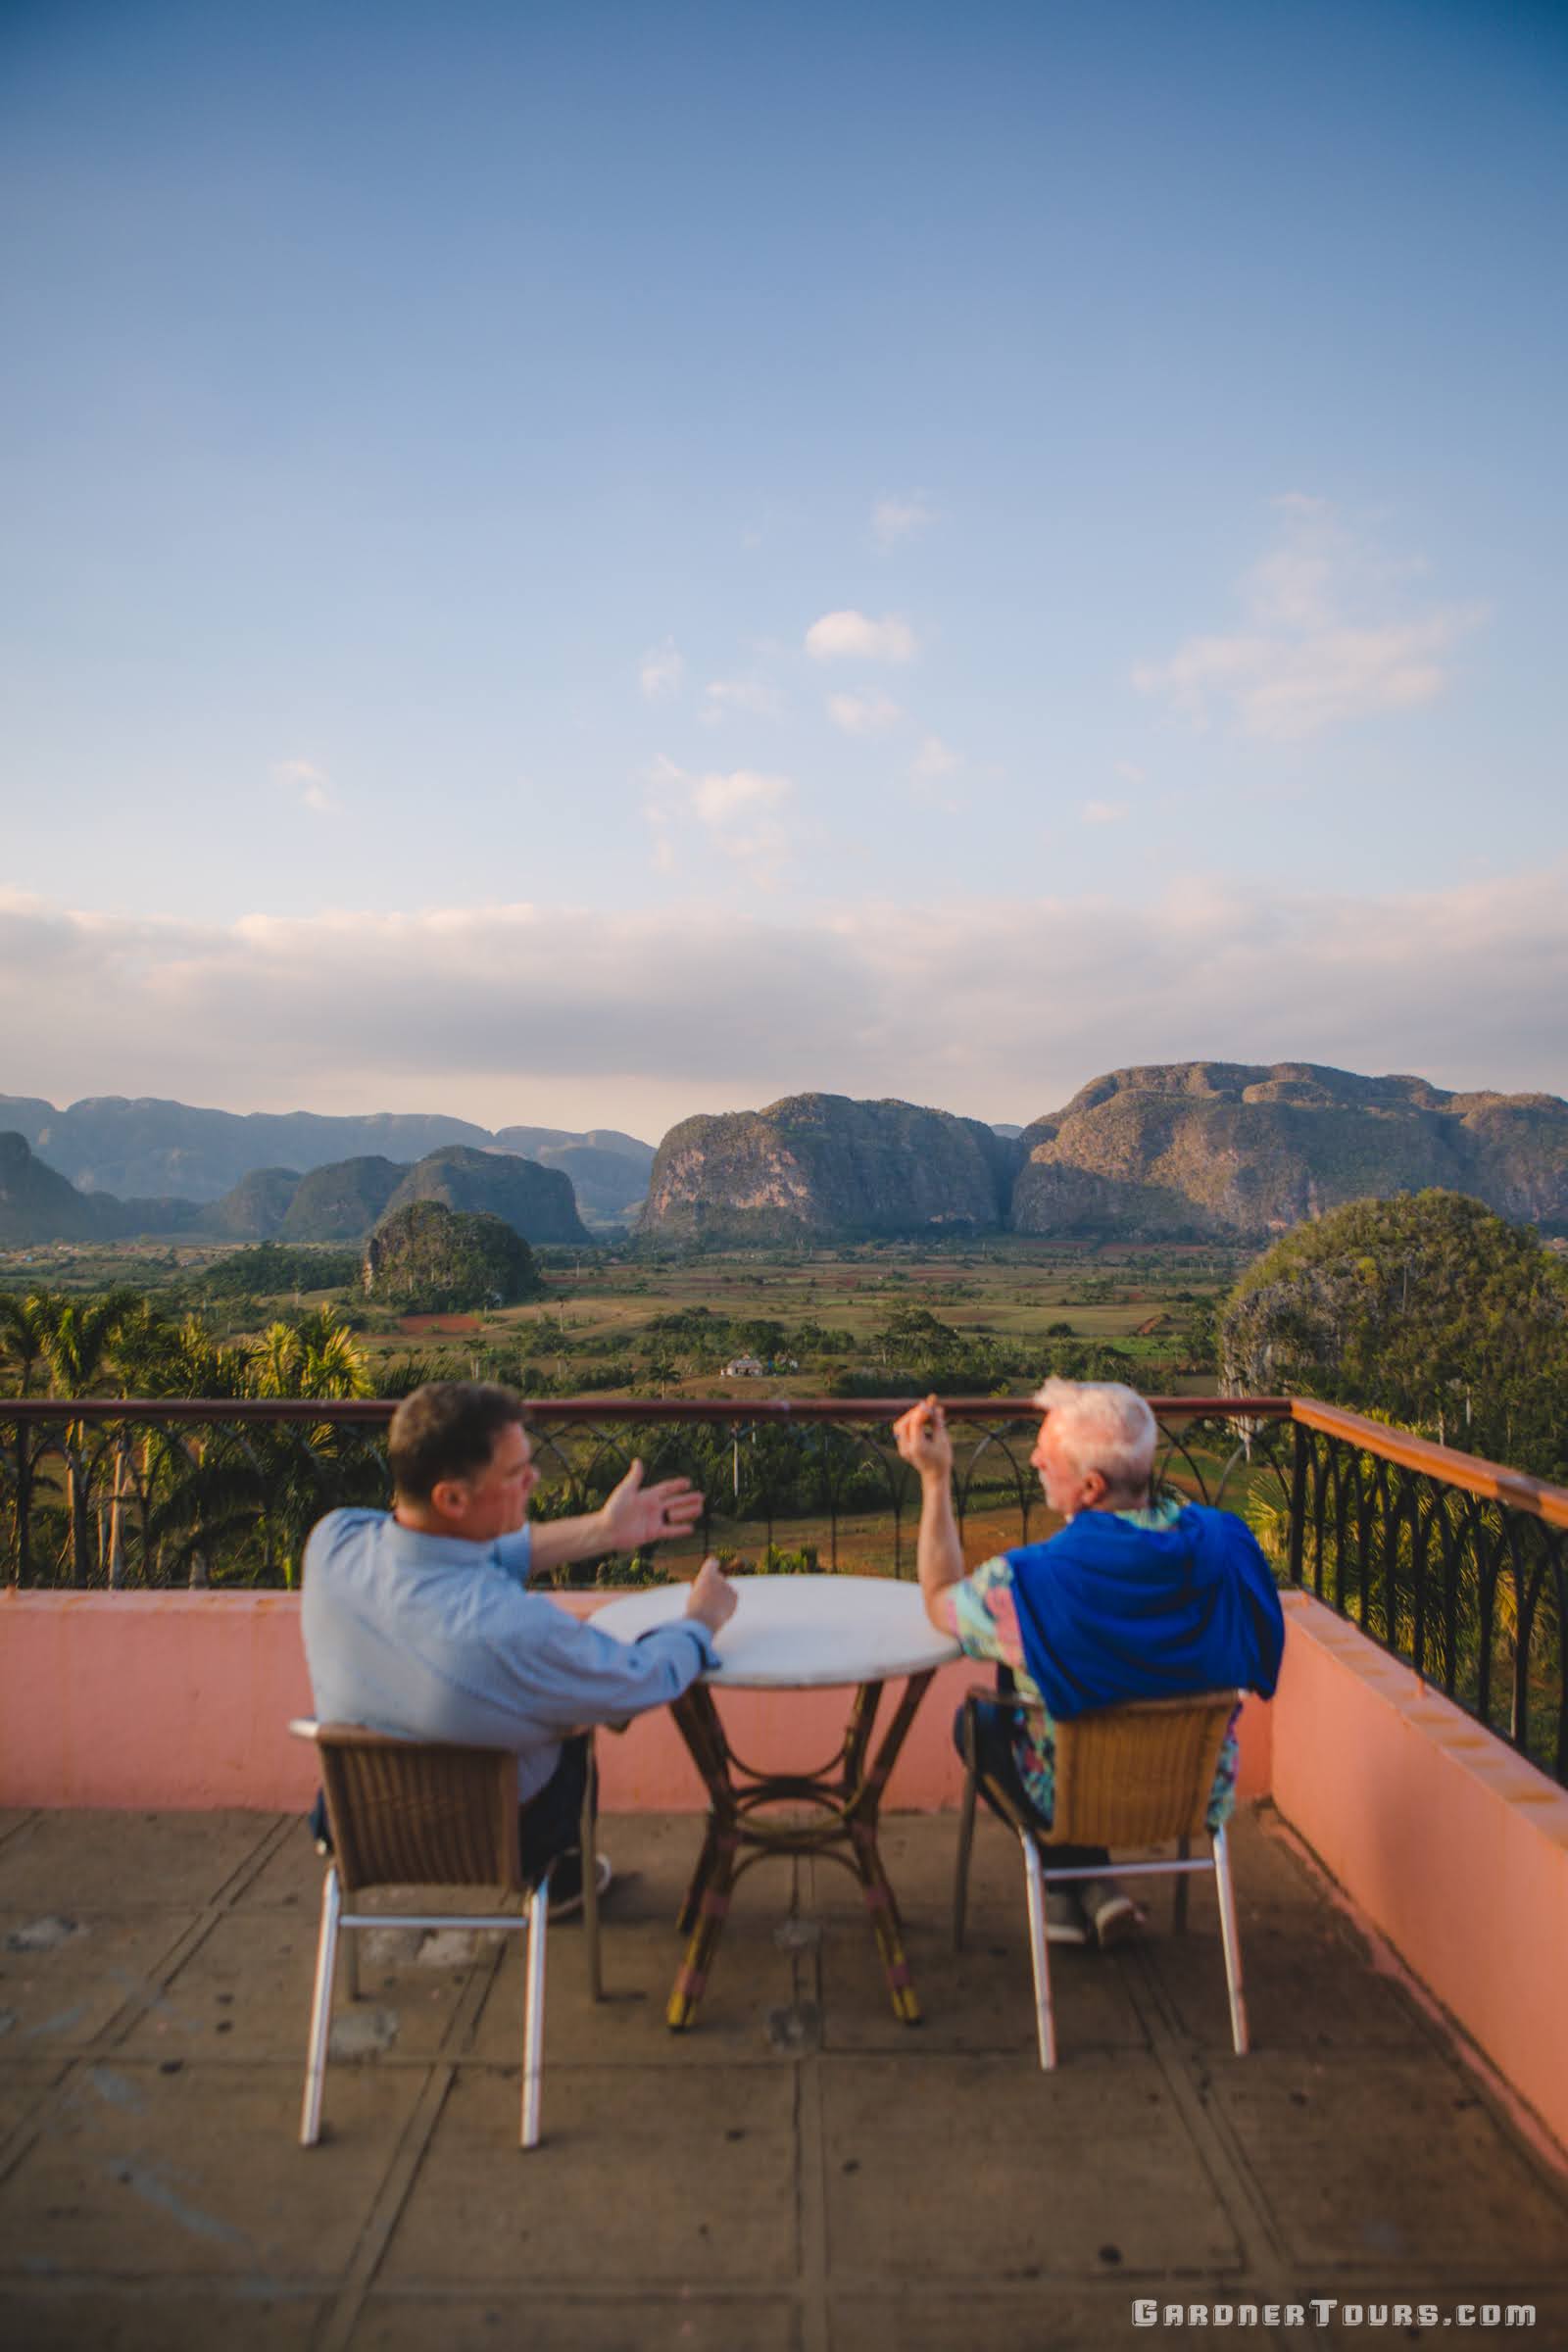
[0,1137,590,1247]
[639,1063,1568,1244]
[0,1095,654,1220]
[8,1064,1568,1252]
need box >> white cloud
[1115,761,1146,786]
[805,610,917,664]
[643,762,796,888]
[1082,801,1128,825]
[639,639,684,700]
[690,768,791,824]
[872,494,934,547]
[701,677,784,726]
[911,735,960,780]
[272,758,338,816]
[828,692,903,737]
[5,866,1563,1134]
[1133,502,1486,742]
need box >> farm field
[0,1234,1246,1399]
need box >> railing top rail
[1288,1396,1568,1532]
[0,1393,1295,1426]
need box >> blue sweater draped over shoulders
[1005,1503,1285,1721]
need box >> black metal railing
[0,1394,1291,1592]
[3,1392,1564,1782]
[1281,1400,1568,1784]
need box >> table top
[592,1574,961,1690]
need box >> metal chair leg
[300,1865,340,2147]
[953,1700,980,1953]
[521,1872,550,2149]
[1212,1827,1250,2057]
[1019,1834,1057,2071]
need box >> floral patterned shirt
[932,1497,1241,1833]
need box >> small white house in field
[723,1354,766,1377]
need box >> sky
[2,0,1565,1145]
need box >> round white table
[595,1575,960,2028]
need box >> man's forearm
[527,1506,612,1575]
[915,1473,966,1613]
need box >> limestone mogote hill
[638,1064,1568,1245]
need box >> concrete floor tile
[0,2283,326,2350]
[804,1813,1150,2056]
[0,2057,69,2142]
[0,2057,425,2279]
[1149,1906,1431,2056]
[380,2063,799,2287]
[1211,2053,1568,2270]
[2,1806,1566,2338]
[818,1905,1150,2057]
[2,1908,200,2052]
[819,2049,1244,2282]
[468,1813,804,2068]
[474,1912,801,2069]
[348,2289,799,2349]
[120,1908,482,2064]
[0,1813,275,1913]
[230,1819,326,1913]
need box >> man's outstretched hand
[599,1459,706,1552]
[893,1394,954,1483]
[684,1555,737,1636]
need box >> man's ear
[428,1474,471,1524]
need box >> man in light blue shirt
[303,1380,736,1909]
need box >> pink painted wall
[1272,1591,1568,2160]
[0,1586,1271,1813]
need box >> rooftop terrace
[4,1391,1568,2345]
[2,1800,1566,2350]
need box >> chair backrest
[1045,1690,1241,1848]
[303,1722,523,1896]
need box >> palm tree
[0,1291,58,1398]
[21,1288,139,1587]
[148,1307,380,1590]
[0,1291,62,1584]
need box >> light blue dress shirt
[301,1508,716,1802]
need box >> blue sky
[3,0,1565,1139]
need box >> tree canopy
[1220,1190,1568,1481]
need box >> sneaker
[1081,1876,1140,1948]
[546,1852,613,1922]
[1044,1889,1090,1946]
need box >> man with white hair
[894,1377,1284,1947]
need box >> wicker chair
[953,1688,1249,2070]
[290,1720,573,2149]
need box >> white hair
[1032,1376,1157,1501]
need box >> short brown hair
[387,1381,525,1502]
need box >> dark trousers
[956,1697,1109,1875]
[309,1732,594,1888]
[517,1733,594,1886]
